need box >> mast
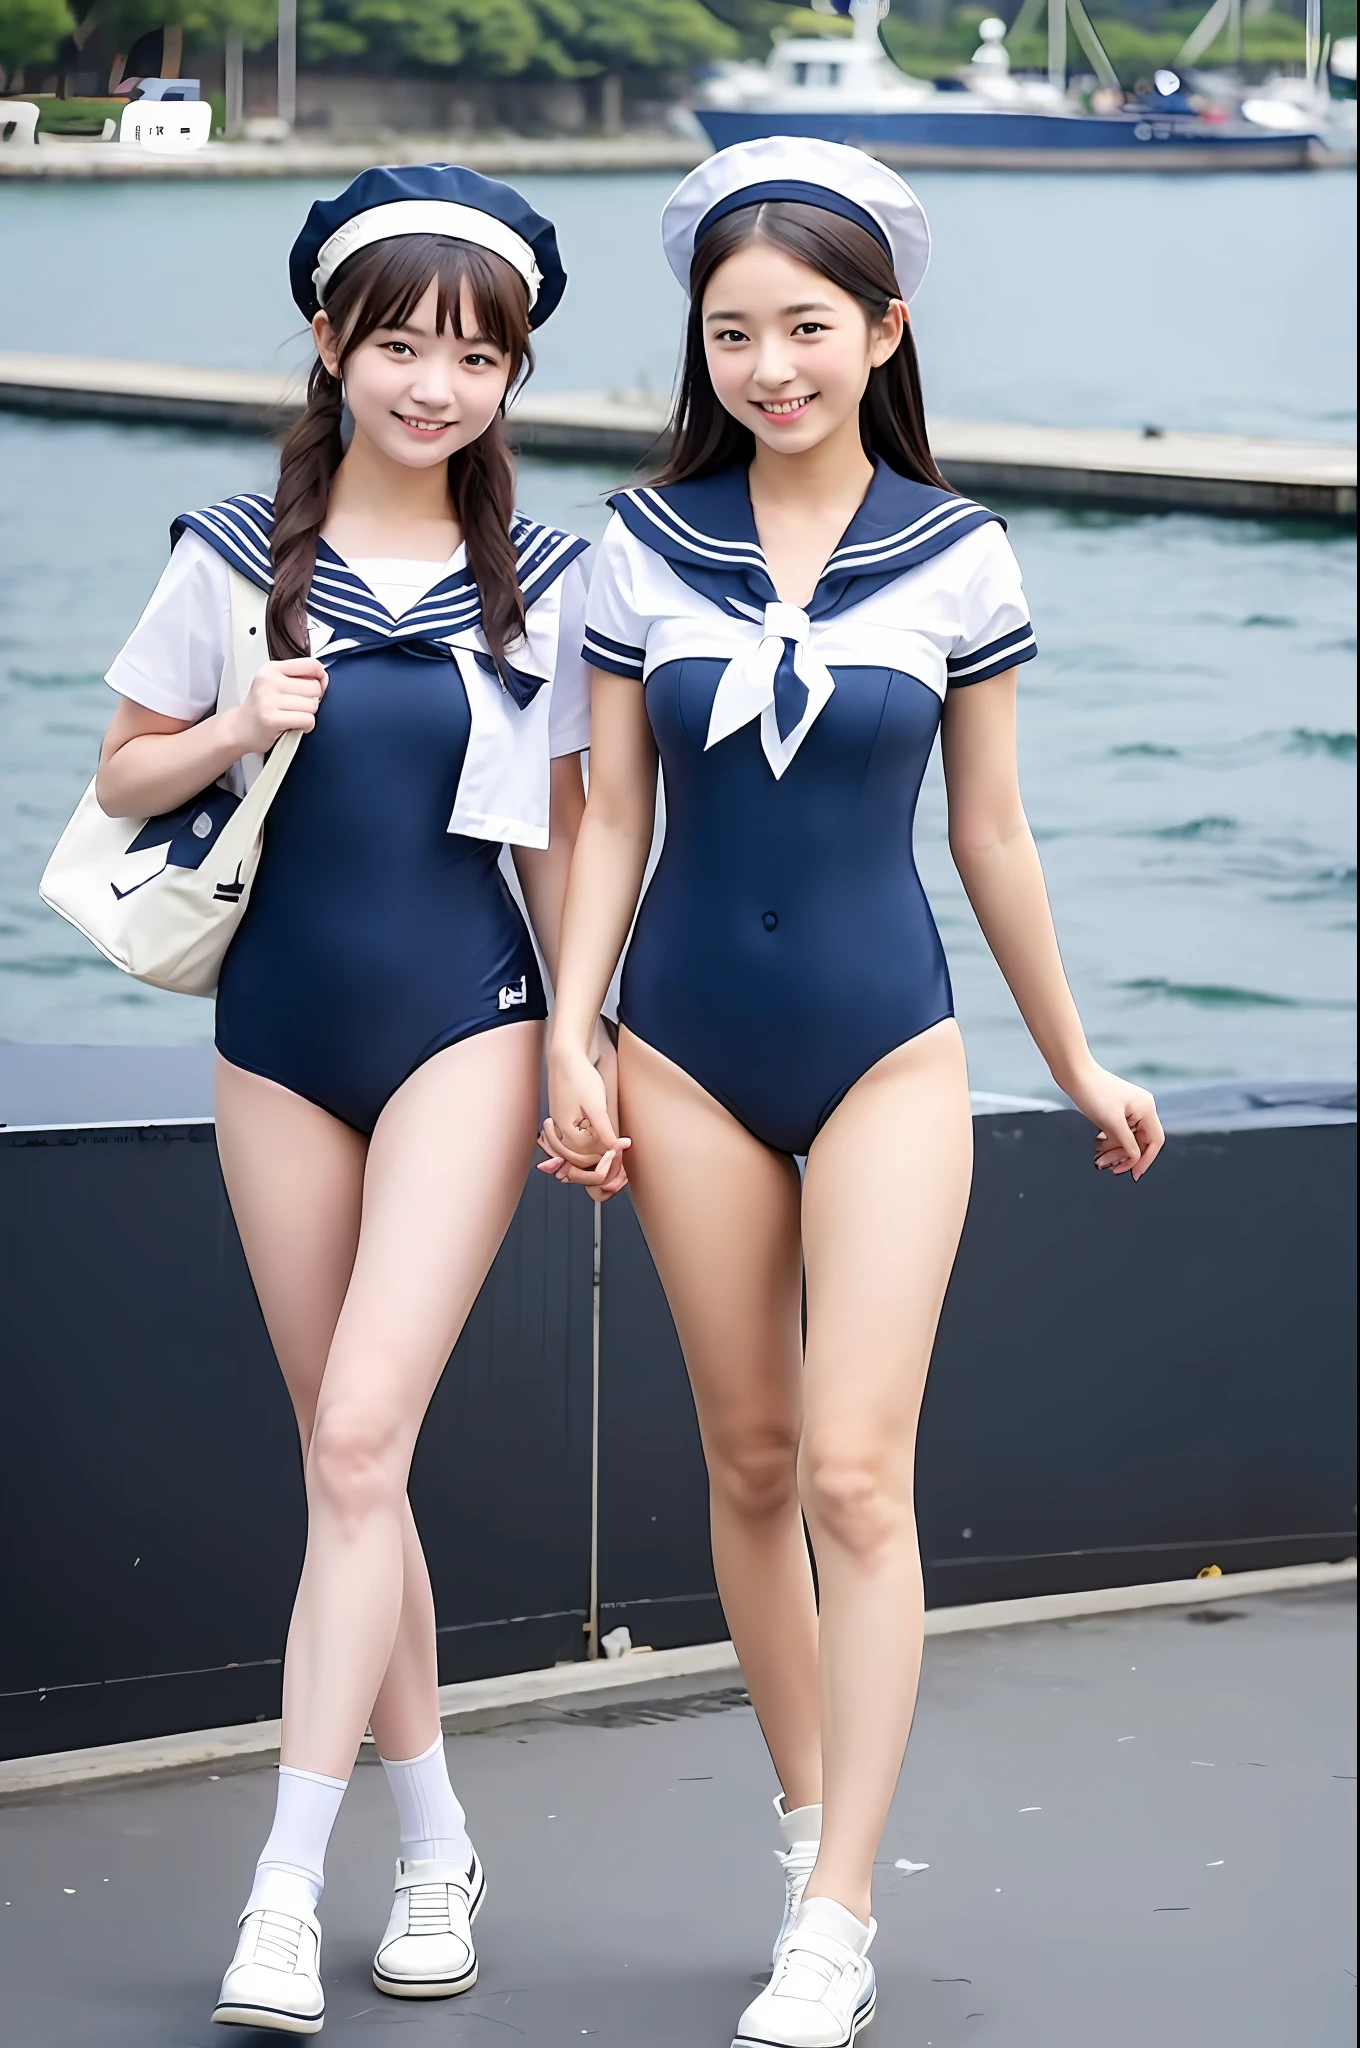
[1049,0,1067,89]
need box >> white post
[1304,0,1322,87]
[1228,0,1243,65]
[277,0,296,129]
[1048,0,1067,89]
[225,27,243,137]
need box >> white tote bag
[40,566,300,997]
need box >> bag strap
[219,568,271,791]
[206,565,303,857]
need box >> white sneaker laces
[404,1882,459,1935]
[769,1929,855,2005]
[250,1910,306,1972]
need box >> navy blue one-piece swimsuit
[216,639,545,1135]
[590,463,1038,1157]
[620,658,950,1156]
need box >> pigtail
[450,416,524,672]
[268,360,344,659]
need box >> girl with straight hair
[541,138,1164,2048]
[94,165,601,2033]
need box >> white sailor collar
[172,493,585,640]
[172,493,587,849]
[607,463,1004,780]
[607,460,1002,626]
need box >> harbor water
[1,170,1355,440]
[0,170,1355,1093]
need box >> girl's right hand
[229,658,328,757]
[540,1039,631,1198]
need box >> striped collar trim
[171,494,585,636]
[609,462,1001,613]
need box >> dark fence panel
[591,1111,1357,1631]
[596,1194,723,1652]
[0,1122,594,1760]
[0,1089,1354,1763]
[915,1111,1358,1605]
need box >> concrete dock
[2,131,1354,180]
[0,1581,1353,2047]
[0,133,705,182]
[2,352,1355,519]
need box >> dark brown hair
[651,201,950,493]
[268,233,533,665]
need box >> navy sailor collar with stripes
[608,459,1002,623]
[171,492,587,640]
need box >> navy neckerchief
[171,493,587,649]
[608,459,1003,741]
[327,629,546,710]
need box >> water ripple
[1118,978,1353,1011]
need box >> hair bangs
[327,234,531,373]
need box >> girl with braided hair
[93,166,599,2033]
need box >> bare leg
[798,1019,973,1922]
[620,1028,822,1810]
[281,1022,542,1776]
[214,1057,442,1760]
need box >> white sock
[244,1763,348,1917]
[379,1734,472,1868]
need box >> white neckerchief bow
[704,601,836,780]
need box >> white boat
[694,0,1342,171]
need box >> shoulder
[940,516,1022,580]
[171,493,275,592]
[510,513,589,611]
[606,469,764,577]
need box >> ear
[312,309,341,380]
[869,298,907,370]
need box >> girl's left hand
[589,1028,629,1202]
[1065,1064,1165,1180]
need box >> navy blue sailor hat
[289,163,567,327]
[662,137,930,304]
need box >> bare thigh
[214,1055,367,1432]
[620,1027,804,1464]
[313,1021,545,1439]
[801,1019,974,1467]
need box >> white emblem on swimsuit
[498,976,528,1010]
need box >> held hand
[587,1030,629,1202]
[230,658,328,757]
[1065,1063,1165,1180]
[539,1038,631,1200]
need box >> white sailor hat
[661,137,930,304]
[289,163,567,327]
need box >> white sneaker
[773,1795,822,1965]
[733,1898,876,2048]
[371,1849,485,1999]
[212,1905,325,2034]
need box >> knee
[707,1420,801,1526]
[798,1437,911,1565]
[306,1402,405,1524]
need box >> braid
[268,360,343,659]
[451,416,524,671]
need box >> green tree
[553,0,740,72]
[293,0,739,76]
[0,0,75,75]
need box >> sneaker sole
[211,2001,324,2035]
[731,1984,876,2048]
[371,1861,486,2000]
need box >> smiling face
[701,237,904,459]
[313,274,516,471]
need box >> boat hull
[694,105,1324,171]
